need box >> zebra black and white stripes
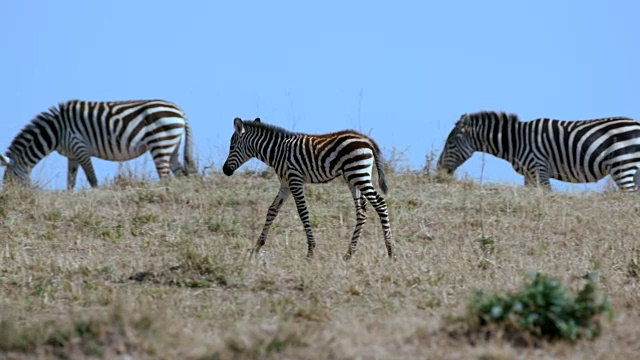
[437,111,640,191]
[0,99,197,190]
[222,117,393,259]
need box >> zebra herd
[3,99,640,259]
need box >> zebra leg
[70,142,100,188]
[74,151,99,188]
[288,179,317,258]
[538,178,552,190]
[344,187,367,261]
[67,159,79,191]
[253,182,290,257]
[612,167,639,192]
[633,168,640,192]
[360,185,393,259]
[524,169,552,190]
[150,146,176,181]
[538,169,552,190]
[169,139,183,176]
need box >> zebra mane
[243,119,301,136]
[457,111,520,128]
[6,105,61,157]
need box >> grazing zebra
[437,110,640,191]
[222,117,393,260]
[0,99,197,190]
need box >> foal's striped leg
[253,182,290,257]
[344,183,367,260]
[343,159,393,259]
[288,177,316,258]
[359,185,393,258]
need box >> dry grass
[1,171,640,359]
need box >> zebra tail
[372,142,388,194]
[183,117,198,175]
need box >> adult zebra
[437,110,640,191]
[222,117,393,260]
[1,99,197,190]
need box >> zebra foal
[222,117,393,260]
[1,99,197,190]
[437,111,640,191]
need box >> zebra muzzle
[436,167,454,175]
[222,164,234,176]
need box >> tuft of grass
[128,241,245,289]
[107,161,157,189]
[225,326,308,358]
[467,272,614,343]
[0,302,195,359]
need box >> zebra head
[222,117,261,176]
[0,152,31,187]
[437,114,476,174]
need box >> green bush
[468,272,614,342]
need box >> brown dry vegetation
[1,169,640,359]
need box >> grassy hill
[1,171,639,359]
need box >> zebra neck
[251,132,294,170]
[7,114,60,170]
[9,142,55,171]
[473,119,519,164]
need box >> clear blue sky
[2,1,639,191]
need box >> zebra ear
[254,117,261,123]
[233,117,245,135]
[0,153,9,167]
[457,114,470,132]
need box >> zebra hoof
[342,253,352,261]
[250,247,262,260]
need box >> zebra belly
[551,169,604,183]
[302,171,341,184]
[91,143,148,162]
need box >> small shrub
[382,146,411,175]
[468,272,614,342]
[422,145,439,176]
